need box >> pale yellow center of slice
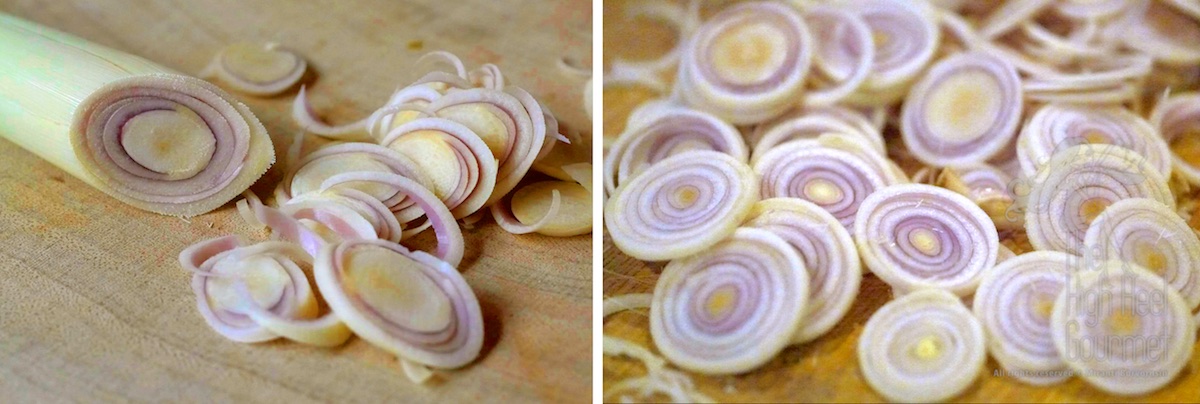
[804,179,843,205]
[1078,198,1110,225]
[908,228,942,256]
[120,108,215,180]
[1107,310,1140,336]
[912,336,942,360]
[923,70,1003,143]
[437,104,509,158]
[705,287,737,318]
[344,245,453,333]
[1134,242,1169,274]
[387,130,460,200]
[709,21,788,86]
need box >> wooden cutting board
[0,0,592,402]
[601,0,1200,401]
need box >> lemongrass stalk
[0,13,273,217]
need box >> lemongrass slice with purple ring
[426,88,541,207]
[650,228,809,375]
[675,1,813,124]
[744,198,861,343]
[1016,104,1170,178]
[493,180,592,237]
[855,184,999,296]
[320,172,464,267]
[283,189,403,243]
[750,115,876,164]
[801,5,875,107]
[285,142,425,204]
[199,42,306,96]
[900,51,1022,167]
[369,85,443,137]
[1024,145,1173,255]
[753,135,895,229]
[603,106,746,195]
[858,288,986,402]
[1150,93,1200,185]
[1083,198,1200,310]
[972,251,1078,386]
[605,150,758,261]
[179,237,318,343]
[1052,261,1196,396]
[379,117,498,218]
[227,281,352,348]
[854,0,940,92]
[747,106,885,153]
[314,239,484,369]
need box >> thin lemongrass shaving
[1083,198,1200,310]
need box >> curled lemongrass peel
[972,251,1077,386]
[314,239,484,369]
[744,198,861,343]
[179,237,319,343]
[855,184,999,296]
[650,228,809,375]
[1052,261,1196,396]
[606,150,758,261]
[1150,93,1200,184]
[199,42,307,96]
[1017,104,1171,178]
[0,15,274,217]
[1083,198,1200,310]
[676,1,813,124]
[320,172,464,267]
[495,180,591,237]
[858,288,985,403]
[604,105,747,195]
[1025,145,1173,255]
[900,52,1022,166]
[755,134,903,229]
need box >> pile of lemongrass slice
[604,0,1200,401]
[179,51,590,384]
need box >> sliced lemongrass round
[1025,145,1173,255]
[1150,92,1200,184]
[199,42,306,96]
[857,288,985,403]
[1052,261,1196,396]
[744,198,861,343]
[426,88,541,207]
[179,237,318,343]
[802,5,875,106]
[379,117,498,218]
[1083,198,1200,310]
[753,134,899,229]
[972,251,1078,386]
[855,184,999,296]
[1119,1,1200,66]
[900,52,1022,167]
[320,172,464,267]
[676,1,813,124]
[1016,104,1170,178]
[227,281,352,348]
[748,105,884,152]
[495,180,591,237]
[314,239,484,368]
[650,228,809,375]
[854,0,940,92]
[285,142,427,206]
[241,191,365,256]
[605,150,757,261]
[283,188,404,243]
[751,115,877,164]
[603,106,746,195]
[291,86,374,141]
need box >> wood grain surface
[0,0,592,402]
[601,0,1200,402]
